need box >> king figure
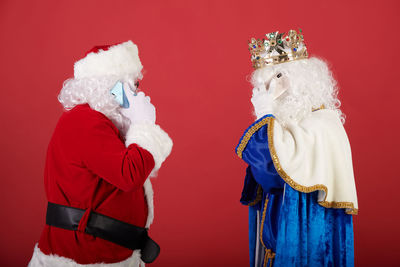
[236,29,358,267]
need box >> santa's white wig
[251,57,344,125]
[59,40,144,135]
[58,74,139,135]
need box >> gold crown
[248,29,308,69]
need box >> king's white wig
[58,74,140,135]
[251,57,344,125]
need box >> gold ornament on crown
[248,29,309,69]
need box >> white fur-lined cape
[270,110,358,214]
[237,110,358,214]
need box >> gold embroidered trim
[259,196,269,249]
[236,116,271,159]
[247,186,263,206]
[267,117,358,215]
[263,249,275,267]
[238,105,323,158]
[260,196,276,267]
[312,104,325,112]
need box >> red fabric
[84,42,123,56]
[37,104,155,264]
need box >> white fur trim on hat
[125,123,173,176]
[28,243,144,267]
[74,41,143,80]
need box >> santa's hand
[251,87,274,120]
[123,88,173,177]
[121,90,156,125]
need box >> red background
[0,0,399,266]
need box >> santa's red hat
[74,40,143,80]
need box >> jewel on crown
[248,29,308,69]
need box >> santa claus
[28,41,173,266]
[236,29,357,266]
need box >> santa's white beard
[102,108,131,136]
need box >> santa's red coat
[37,104,155,264]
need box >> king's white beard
[250,57,345,126]
[271,97,314,127]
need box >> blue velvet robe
[236,115,354,267]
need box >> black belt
[46,202,160,263]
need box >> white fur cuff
[28,243,143,267]
[125,123,173,175]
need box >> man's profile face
[124,78,140,96]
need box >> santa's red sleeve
[82,111,156,192]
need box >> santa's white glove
[121,87,156,125]
[123,85,173,177]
